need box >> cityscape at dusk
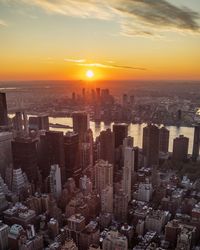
[1,1,200,250]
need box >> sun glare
[86,70,94,79]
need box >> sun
[86,69,94,79]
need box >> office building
[142,124,159,166]
[12,168,30,195]
[113,123,128,148]
[0,131,13,178]
[172,135,189,162]
[114,189,128,222]
[192,124,200,161]
[145,210,169,233]
[50,164,62,199]
[64,132,81,184]
[12,138,38,183]
[39,131,65,183]
[138,182,153,202]
[72,111,89,142]
[102,230,128,250]
[99,129,115,164]
[122,147,134,201]
[94,160,113,194]
[159,126,169,153]
[123,136,134,148]
[101,186,113,213]
[8,224,25,250]
[29,115,49,131]
[0,221,9,250]
[0,92,8,126]
[61,239,78,250]
[79,175,92,195]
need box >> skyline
[0,0,200,81]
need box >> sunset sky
[0,0,200,81]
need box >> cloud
[0,19,7,27]
[65,60,146,71]
[114,0,200,36]
[64,58,86,63]
[9,0,200,36]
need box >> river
[49,117,195,154]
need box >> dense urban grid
[1,87,200,250]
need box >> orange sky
[0,0,200,81]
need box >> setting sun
[86,70,94,79]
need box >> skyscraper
[40,131,65,184]
[29,115,49,131]
[99,128,115,164]
[0,92,8,127]
[159,127,169,153]
[172,135,189,162]
[94,160,113,194]
[64,132,81,184]
[122,147,134,201]
[142,124,159,166]
[192,124,200,161]
[12,138,38,183]
[72,111,89,142]
[113,123,128,148]
[50,164,62,199]
[0,132,13,178]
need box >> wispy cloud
[0,19,7,27]
[64,58,86,63]
[8,0,200,37]
[65,59,146,71]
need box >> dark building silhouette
[0,92,8,126]
[192,124,200,161]
[134,147,139,172]
[64,132,81,184]
[172,135,189,162]
[29,115,49,131]
[113,123,128,148]
[142,124,159,166]
[159,127,169,153]
[38,131,65,184]
[99,128,115,164]
[72,111,89,142]
[12,138,39,183]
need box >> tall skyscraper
[101,186,113,214]
[94,160,113,194]
[64,132,81,184]
[114,189,128,222]
[12,138,38,183]
[159,127,169,153]
[39,131,65,184]
[142,124,159,166]
[0,132,13,179]
[99,129,115,164]
[113,123,128,148]
[123,136,134,148]
[192,124,200,161]
[72,111,89,142]
[172,135,189,162]
[122,147,134,201]
[0,92,8,127]
[50,164,62,199]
